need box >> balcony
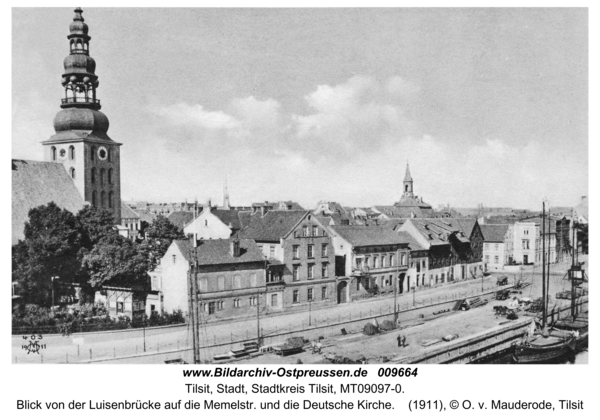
[61,97,101,106]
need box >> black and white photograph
[7,4,594,418]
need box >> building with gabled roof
[396,218,484,286]
[480,224,513,270]
[329,225,412,300]
[120,202,140,241]
[147,237,272,318]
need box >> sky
[12,7,588,210]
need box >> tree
[81,234,150,288]
[76,205,117,250]
[12,202,83,306]
[141,215,185,269]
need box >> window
[108,168,113,184]
[321,287,327,299]
[312,225,318,236]
[485,255,490,262]
[382,256,388,268]
[484,243,489,250]
[355,258,362,269]
[365,257,370,268]
[217,276,225,291]
[108,192,113,209]
[172,255,176,264]
[388,275,393,286]
[269,246,275,259]
[321,263,328,278]
[293,290,299,303]
[198,278,208,292]
[422,260,427,270]
[233,275,242,289]
[151,276,158,290]
[69,146,75,160]
[208,302,215,314]
[307,264,314,279]
[259,245,263,254]
[233,299,240,308]
[91,167,96,184]
[249,297,257,306]
[204,220,208,226]
[250,273,257,287]
[522,240,530,250]
[303,226,309,236]
[494,243,499,251]
[308,288,313,301]
[390,255,394,266]
[524,229,529,235]
[494,255,499,264]
[51,147,57,161]
[441,273,445,282]
[107,148,112,162]
[217,301,224,310]
[293,265,300,281]
[271,294,278,307]
[401,254,407,265]
[374,256,379,268]
[293,245,300,259]
[307,244,314,258]
[100,168,105,185]
[321,244,328,257]
[116,301,124,313]
[70,167,75,179]
[91,146,96,162]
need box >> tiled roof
[393,196,433,210]
[175,238,266,266]
[211,209,244,230]
[136,209,157,223]
[406,218,474,246]
[12,159,85,244]
[330,225,410,247]
[238,210,308,242]
[167,211,195,230]
[480,224,510,242]
[373,205,434,218]
[121,202,140,220]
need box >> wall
[183,210,232,239]
[151,242,189,314]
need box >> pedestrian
[316,341,322,354]
[401,335,407,347]
[397,334,402,347]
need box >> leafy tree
[76,205,117,249]
[81,234,150,288]
[141,215,185,269]
[12,202,83,306]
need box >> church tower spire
[402,162,414,198]
[42,8,122,222]
[222,177,231,210]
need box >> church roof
[12,159,85,244]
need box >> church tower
[402,163,414,198]
[42,8,122,222]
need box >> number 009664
[378,367,418,377]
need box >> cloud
[144,75,586,208]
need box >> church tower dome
[42,8,122,223]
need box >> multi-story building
[396,218,484,286]
[147,238,268,319]
[238,210,336,312]
[329,225,411,302]
[480,224,513,270]
[511,221,539,265]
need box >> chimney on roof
[261,205,268,217]
[230,238,241,257]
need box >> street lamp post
[51,276,59,308]
[308,298,312,326]
[412,286,415,306]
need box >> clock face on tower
[58,148,67,160]
[98,146,108,161]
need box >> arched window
[108,168,113,184]
[108,192,113,209]
[91,146,96,162]
[405,184,409,192]
[69,167,75,179]
[92,191,97,206]
[100,191,106,207]
[107,149,111,162]
[51,147,57,161]
[91,167,96,184]
[69,146,75,160]
[100,168,105,185]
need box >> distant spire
[223,177,230,210]
[404,162,413,182]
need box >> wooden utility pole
[542,202,546,329]
[187,250,197,363]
